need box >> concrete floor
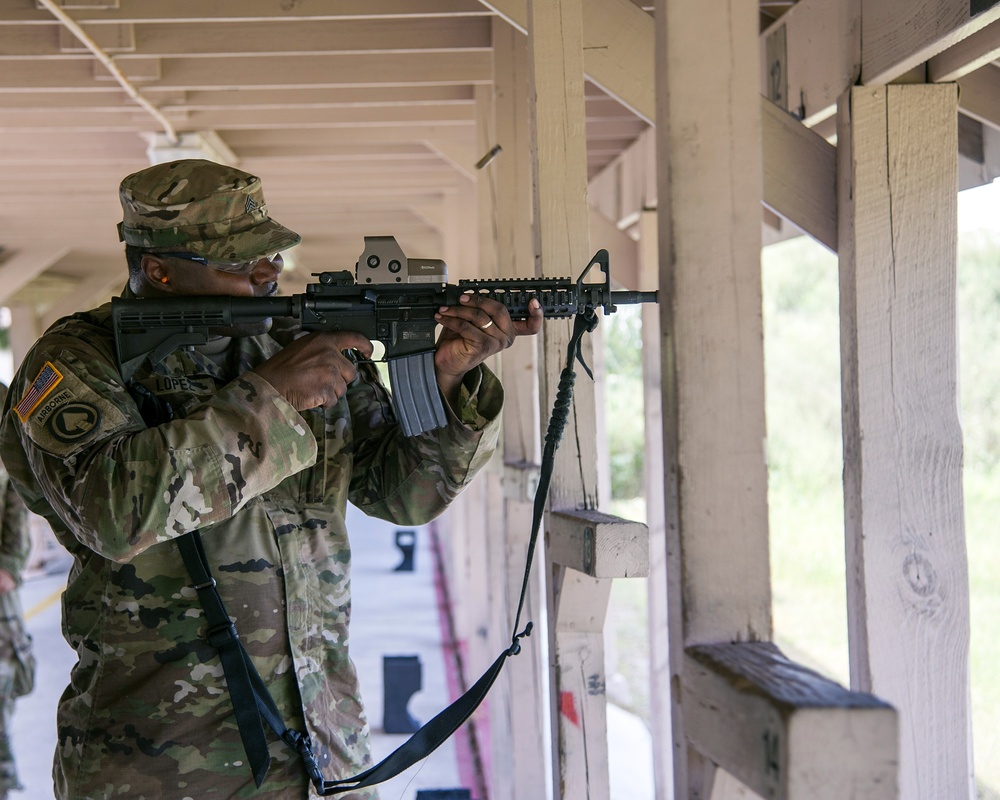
[11,506,653,800]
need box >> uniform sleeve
[0,472,30,584]
[346,361,503,524]
[2,341,318,563]
[0,384,30,583]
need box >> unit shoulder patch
[17,353,133,458]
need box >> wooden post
[838,83,972,800]
[525,1,611,797]
[489,17,550,800]
[653,0,772,795]
[640,210,674,800]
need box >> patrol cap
[117,159,301,263]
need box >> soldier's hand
[433,294,543,405]
[252,331,374,411]
[0,569,15,594]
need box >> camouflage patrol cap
[117,159,301,263]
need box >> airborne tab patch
[15,362,63,422]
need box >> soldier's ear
[140,255,174,290]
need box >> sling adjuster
[207,621,239,648]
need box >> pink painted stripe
[429,523,490,799]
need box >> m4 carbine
[112,236,658,436]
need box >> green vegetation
[604,231,1000,795]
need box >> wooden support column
[639,210,673,800]
[838,83,971,800]
[653,0,772,795]
[489,17,550,800]
[525,1,614,797]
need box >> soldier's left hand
[434,294,543,383]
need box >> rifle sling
[167,308,600,794]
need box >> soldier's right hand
[252,331,374,411]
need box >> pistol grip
[387,352,448,437]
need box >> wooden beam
[638,210,672,800]
[0,246,72,304]
[928,16,1000,81]
[481,0,654,123]
[863,0,1000,85]
[654,0,770,648]
[684,643,897,800]
[526,1,613,798]
[587,207,641,291]
[0,104,475,132]
[1,17,492,58]
[838,83,971,800]
[0,86,475,112]
[5,0,492,23]
[759,0,860,126]
[490,21,548,798]
[547,509,648,578]
[761,98,837,252]
[957,63,1000,131]
[0,52,492,91]
[654,0,770,796]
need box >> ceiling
[0,1,800,319]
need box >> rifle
[112,235,658,436]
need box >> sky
[959,179,1000,234]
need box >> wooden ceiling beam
[481,0,654,123]
[759,0,860,126]
[0,52,492,91]
[0,17,491,58]
[3,0,492,25]
[0,86,475,110]
[863,0,1000,85]
[957,63,1000,131]
[0,104,475,132]
[928,16,1000,82]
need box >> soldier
[0,382,33,800]
[0,159,542,800]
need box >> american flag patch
[15,362,63,422]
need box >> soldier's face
[163,253,284,299]
[142,252,284,336]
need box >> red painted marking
[559,690,580,727]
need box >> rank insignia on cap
[15,361,64,422]
[245,196,258,214]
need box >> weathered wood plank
[761,98,837,252]
[863,0,1000,85]
[837,83,971,800]
[653,0,770,796]
[928,16,1000,81]
[547,509,648,578]
[685,643,897,800]
[957,62,1000,131]
[526,1,611,798]
[488,20,549,799]
[481,0,654,123]
[639,210,673,800]
[759,0,860,126]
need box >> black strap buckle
[207,621,239,648]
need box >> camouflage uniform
[0,161,503,800]
[0,383,33,800]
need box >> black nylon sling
[163,308,600,794]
